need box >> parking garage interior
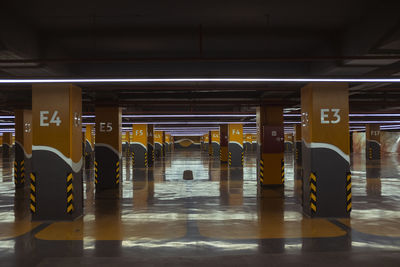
[1,1,400,266]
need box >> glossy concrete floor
[1,149,400,266]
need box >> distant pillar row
[257,106,284,187]
[14,110,32,188]
[301,83,350,218]
[31,84,83,220]
[208,131,212,156]
[95,107,122,191]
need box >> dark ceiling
[0,1,400,115]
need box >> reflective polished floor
[1,149,400,266]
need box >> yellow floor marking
[0,221,41,240]
[198,217,346,239]
[35,215,187,241]
[339,216,400,237]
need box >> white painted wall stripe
[32,145,83,172]
[302,140,350,163]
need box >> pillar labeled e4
[301,82,350,218]
[32,84,83,220]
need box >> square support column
[211,130,220,158]
[203,134,209,152]
[84,125,94,169]
[132,124,148,168]
[301,82,350,218]
[228,124,243,167]
[32,84,83,220]
[147,125,154,166]
[257,106,284,187]
[220,125,228,163]
[2,132,12,158]
[95,107,122,191]
[365,124,381,160]
[14,110,32,188]
[154,131,163,159]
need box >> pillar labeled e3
[301,82,350,218]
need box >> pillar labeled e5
[95,107,122,190]
[301,82,350,218]
[32,84,83,220]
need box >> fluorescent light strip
[1,78,400,83]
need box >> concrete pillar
[208,131,213,156]
[257,106,284,187]
[294,124,303,203]
[244,134,252,152]
[284,133,294,152]
[132,124,148,168]
[211,130,220,158]
[165,133,171,153]
[32,84,83,220]
[228,124,243,167]
[220,125,228,163]
[301,82,350,217]
[147,124,154,166]
[162,131,166,156]
[365,124,381,160]
[14,110,32,188]
[154,130,163,159]
[2,132,12,158]
[203,133,209,152]
[84,124,94,169]
[94,107,122,191]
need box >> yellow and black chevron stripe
[144,152,148,167]
[368,147,372,160]
[94,160,98,184]
[259,159,264,184]
[219,149,222,161]
[13,160,25,185]
[241,151,244,166]
[295,149,298,161]
[116,160,120,184]
[66,173,74,214]
[346,172,352,212]
[152,150,155,161]
[281,159,285,183]
[30,173,36,213]
[131,152,135,167]
[310,172,317,214]
[228,152,232,166]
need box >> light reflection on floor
[0,149,400,265]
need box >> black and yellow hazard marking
[94,160,98,184]
[132,152,135,167]
[116,161,120,184]
[259,159,264,184]
[30,173,36,213]
[13,160,26,186]
[281,159,285,183]
[229,152,232,166]
[346,172,352,212]
[144,152,148,167]
[241,151,244,166]
[310,172,317,214]
[368,147,372,160]
[66,173,74,214]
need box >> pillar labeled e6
[301,82,350,218]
